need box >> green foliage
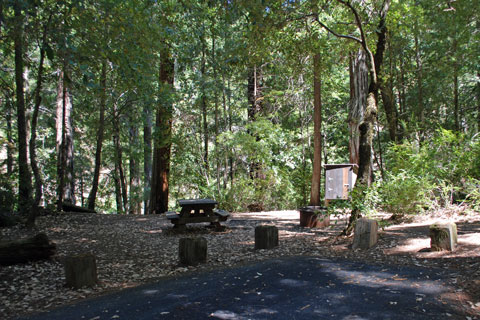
[376,129,480,215]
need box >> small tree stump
[255,225,279,250]
[179,237,207,266]
[352,218,378,250]
[430,223,457,251]
[65,253,98,289]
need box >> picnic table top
[178,199,218,206]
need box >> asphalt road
[20,256,465,320]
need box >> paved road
[21,256,465,319]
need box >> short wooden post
[430,223,457,251]
[65,253,97,289]
[352,218,378,250]
[179,237,207,266]
[255,225,279,250]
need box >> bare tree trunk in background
[129,124,141,215]
[380,35,397,142]
[348,49,368,165]
[150,45,174,214]
[309,53,322,206]
[200,41,209,179]
[87,59,107,211]
[28,15,50,226]
[212,32,222,197]
[477,71,480,132]
[6,99,14,176]
[56,70,66,212]
[414,19,425,139]
[143,104,152,215]
[112,105,128,214]
[247,65,263,179]
[14,0,32,216]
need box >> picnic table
[166,199,229,230]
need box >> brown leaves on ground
[0,209,479,319]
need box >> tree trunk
[56,67,75,210]
[339,0,391,236]
[309,53,322,206]
[112,106,128,214]
[348,49,368,165]
[14,0,32,216]
[87,60,107,211]
[414,20,425,138]
[150,45,174,214]
[247,65,263,180]
[27,16,50,226]
[0,233,56,266]
[129,124,141,215]
[201,42,209,178]
[212,32,222,197]
[143,104,153,215]
[477,71,480,132]
[380,36,397,142]
[6,98,14,176]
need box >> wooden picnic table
[166,199,229,230]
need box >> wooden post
[179,237,207,266]
[430,223,457,251]
[352,218,378,250]
[64,253,97,289]
[255,225,279,250]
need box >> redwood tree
[150,45,174,214]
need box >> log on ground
[0,233,56,265]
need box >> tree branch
[313,15,363,44]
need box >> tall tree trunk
[247,65,263,179]
[201,43,209,179]
[112,106,128,214]
[348,49,368,165]
[212,31,221,197]
[56,70,66,212]
[14,0,32,216]
[143,104,153,215]
[477,71,480,132]
[309,53,322,206]
[6,98,14,176]
[28,15,50,226]
[150,45,174,214]
[56,68,75,206]
[380,35,397,142]
[414,20,425,138]
[87,60,107,211]
[63,73,75,205]
[336,0,391,235]
[129,124,141,215]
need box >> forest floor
[1,207,479,319]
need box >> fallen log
[0,233,56,265]
[62,203,97,214]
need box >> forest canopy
[1,0,479,222]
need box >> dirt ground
[1,208,479,319]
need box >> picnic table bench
[166,199,229,230]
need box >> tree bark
[201,42,209,178]
[87,60,107,211]
[150,45,174,214]
[112,104,128,214]
[14,0,32,216]
[309,53,322,206]
[6,98,14,176]
[27,14,50,226]
[348,49,368,165]
[247,65,263,180]
[129,123,141,215]
[0,233,56,266]
[414,20,425,138]
[143,104,153,215]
